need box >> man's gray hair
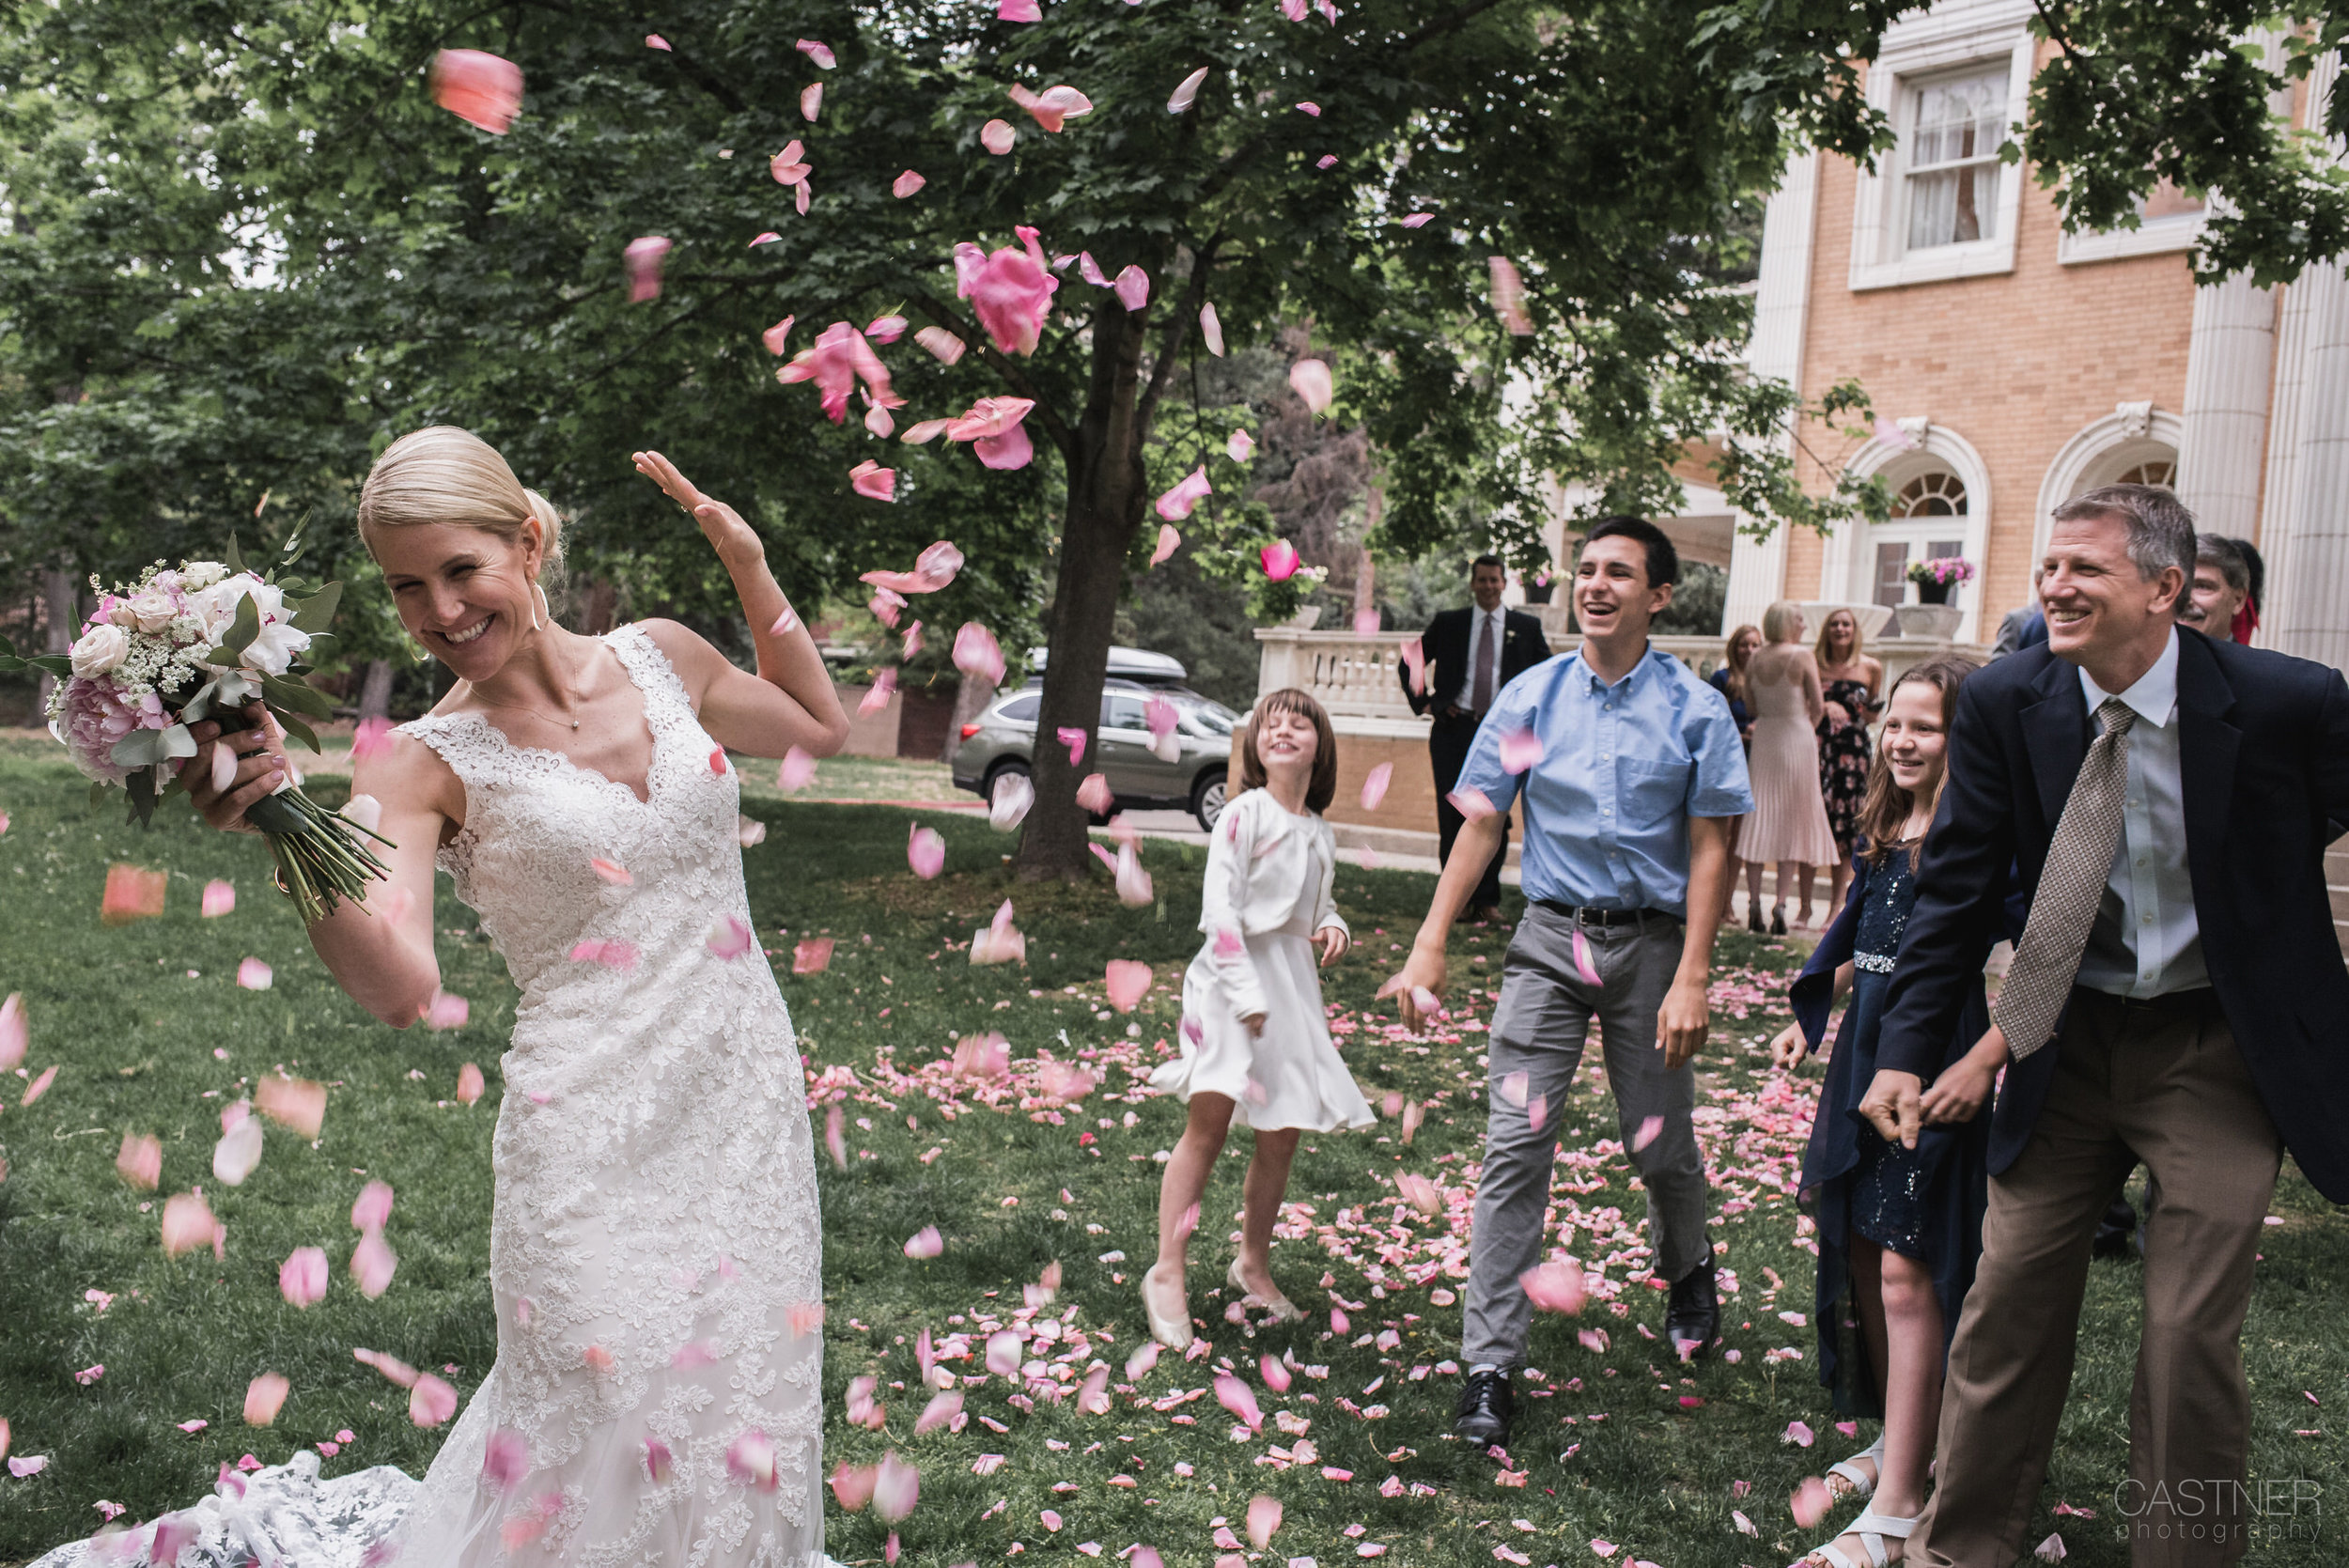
[2195,533,2250,595]
[2051,483,2196,583]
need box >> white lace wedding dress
[35,626,828,1568]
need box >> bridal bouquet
[0,542,392,923]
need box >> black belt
[2077,985,2216,1017]
[1532,900,1675,927]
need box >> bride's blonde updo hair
[357,426,565,583]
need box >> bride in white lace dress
[52,428,851,1568]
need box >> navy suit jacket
[1875,630,2349,1203]
[1399,607,1549,717]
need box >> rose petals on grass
[201,879,237,918]
[243,1374,289,1426]
[0,992,23,1070]
[116,1132,161,1190]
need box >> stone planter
[1286,605,1323,629]
[1897,604,1963,640]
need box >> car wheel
[1191,770,1228,832]
[983,758,1031,810]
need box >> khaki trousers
[1911,989,2281,1568]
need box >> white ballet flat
[1789,1502,1917,1568]
[1142,1263,1194,1350]
[1825,1433,1887,1501]
[1227,1259,1304,1324]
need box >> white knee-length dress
[1149,787,1376,1132]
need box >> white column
[1724,150,1820,633]
[2264,259,2349,669]
[2174,272,2276,539]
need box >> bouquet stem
[220,707,395,924]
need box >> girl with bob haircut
[171,427,851,1565]
[1143,688,1372,1347]
[1769,656,1995,1568]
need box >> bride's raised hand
[632,450,762,570]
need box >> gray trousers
[1461,904,1712,1368]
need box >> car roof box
[1026,644,1188,684]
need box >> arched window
[2110,459,2176,489]
[1873,468,1970,607]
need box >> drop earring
[529,584,545,633]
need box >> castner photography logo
[2111,1477,2322,1547]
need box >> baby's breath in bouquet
[0,533,392,922]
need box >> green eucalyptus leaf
[222,594,260,656]
[290,580,343,633]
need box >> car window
[1100,694,1147,731]
[1179,704,1236,737]
[998,694,1041,722]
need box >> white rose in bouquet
[179,561,228,590]
[70,622,131,677]
[194,574,312,675]
[119,589,182,634]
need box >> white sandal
[1227,1258,1304,1324]
[1790,1503,1916,1568]
[1825,1434,1886,1502]
[1142,1263,1194,1350]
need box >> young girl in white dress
[1143,688,1375,1348]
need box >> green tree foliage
[4,0,2339,875]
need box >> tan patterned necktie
[1994,695,2139,1062]
[1471,613,1497,713]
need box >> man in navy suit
[1861,485,2349,1566]
[1399,555,1549,917]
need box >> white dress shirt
[2074,629,2207,997]
[1448,605,1507,713]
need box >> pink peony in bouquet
[1,542,390,922]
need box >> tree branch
[1135,236,1223,442]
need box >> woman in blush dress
[45,427,853,1568]
[1738,601,1839,932]
[1708,623,1762,925]
[1813,608,1884,923]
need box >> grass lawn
[0,740,2340,1567]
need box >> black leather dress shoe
[1453,1367,1515,1451]
[1665,1259,1719,1361]
[2092,1196,2141,1261]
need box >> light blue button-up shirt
[1455,644,1753,918]
[2075,629,2207,997]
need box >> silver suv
[952,679,1240,830]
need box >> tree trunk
[37,566,76,715]
[1013,299,1153,881]
[580,577,618,636]
[357,658,395,721]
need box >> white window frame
[1848,0,2036,292]
[1828,420,1996,643]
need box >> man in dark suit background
[1400,555,1550,918]
[1859,484,2349,1566]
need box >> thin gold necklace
[470,642,585,732]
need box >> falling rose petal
[1527,1091,1548,1130]
[793,938,835,975]
[1732,1510,1757,1536]
[1449,785,1497,823]
[727,1430,776,1492]
[201,878,237,918]
[1395,1172,1442,1216]
[1497,1070,1530,1108]
[739,814,770,848]
[1488,256,1533,335]
[212,1118,264,1186]
[894,169,926,198]
[481,1428,530,1493]
[351,1180,395,1233]
[903,1225,944,1259]
[865,315,909,346]
[1630,1114,1664,1153]
[429,49,523,135]
[1149,523,1181,567]
[1498,728,1542,775]
[762,317,797,355]
[2034,1533,2069,1562]
[1078,1363,1112,1414]
[824,1104,848,1169]
[796,38,837,69]
[999,0,1042,18]
[1114,845,1154,907]
[1406,985,1444,1018]
[913,326,965,364]
[644,1436,676,1483]
[1297,101,1322,116]
[1113,265,1150,311]
[1075,772,1114,814]
[1126,1341,1161,1381]
[256,1076,325,1139]
[1168,66,1210,113]
[777,747,817,792]
[243,1374,289,1426]
[850,461,897,502]
[1261,540,1301,581]
[161,1191,217,1257]
[1289,357,1333,413]
[399,1373,454,1429]
[117,1132,161,1191]
[1400,211,1436,228]
[1010,84,1095,132]
[1055,726,1088,767]
[875,1452,920,1523]
[237,957,273,991]
[1790,1477,1833,1529]
[280,1247,328,1308]
[1316,154,1338,169]
[770,141,812,185]
[981,118,1016,155]
[1156,466,1212,521]
[1356,761,1394,812]
[351,1232,398,1299]
[590,857,633,885]
[801,83,824,121]
[210,742,238,794]
[706,916,755,959]
[985,1329,1021,1377]
[908,825,946,879]
[1227,427,1256,462]
[1105,959,1152,1012]
[646,33,671,49]
[1520,1259,1588,1314]
[623,237,671,303]
[832,1461,878,1511]
[973,423,1034,470]
[1246,1495,1283,1547]
[1215,1375,1263,1432]
[101,863,168,924]
[750,231,781,246]
[915,1390,963,1435]
[0,992,23,1070]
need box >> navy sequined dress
[1789,846,1991,1416]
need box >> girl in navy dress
[1769,656,1992,1568]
